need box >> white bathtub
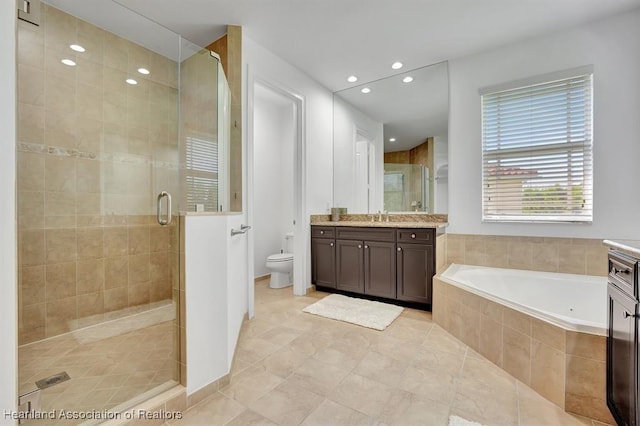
[440,263,607,335]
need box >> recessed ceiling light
[361,87,371,94]
[69,44,85,52]
[347,75,358,83]
[61,59,76,67]
[389,138,396,142]
[391,62,403,70]
[126,78,138,85]
[403,76,414,83]
[137,68,150,75]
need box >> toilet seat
[267,253,293,262]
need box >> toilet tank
[285,232,294,253]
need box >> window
[185,135,219,211]
[481,68,593,223]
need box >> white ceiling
[113,0,640,92]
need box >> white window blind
[481,70,593,223]
[185,136,219,211]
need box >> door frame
[247,69,307,317]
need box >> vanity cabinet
[606,249,639,426]
[311,225,437,308]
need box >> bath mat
[302,294,403,330]
[448,415,483,426]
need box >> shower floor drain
[35,372,71,390]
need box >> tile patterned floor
[169,280,610,426]
[18,303,177,426]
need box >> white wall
[184,216,228,394]
[243,36,334,291]
[0,0,17,422]
[448,9,640,239]
[253,87,294,277]
[333,96,384,212]
[184,214,249,394]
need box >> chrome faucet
[384,210,389,222]
[377,210,382,222]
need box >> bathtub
[439,263,607,335]
[433,263,612,423]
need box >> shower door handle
[157,191,172,226]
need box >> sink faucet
[384,210,389,222]
[377,210,382,222]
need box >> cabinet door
[336,239,364,293]
[607,283,638,426]
[311,238,336,288]
[364,241,396,298]
[396,243,434,304]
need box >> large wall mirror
[333,61,449,214]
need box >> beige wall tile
[76,20,104,64]
[20,229,45,266]
[565,355,605,401]
[45,191,76,216]
[45,156,76,193]
[105,287,128,312]
[150,227,169,252]
[566,331,605,362]
[21,265,46,306]
[503,327,531,385]
[46,296,77,336]
[104,227,128,257]
[18,64,45,106]
[503,307,531,336]
[478,315,502,367]
[531,318,565,352]
[446,234,464,264]
[531,242,559,272]
[150,252,169,282]
[460,304,480,351]
[77,228,104,260]
[565,393,614,424]
[105,256,129,289]
[46,228,77,264]
[19,303,46,344]
[129,254,150,284]
[151,279,172,302]
[77,259,104,295]
[18,103,44,144]
[18,152,45,191]
[508,241,532,270]
[76,160,102,194]
[129,282,150,306]
[129,226,150,254]
[464,237,487,266]
[45,73,76,114]
[485,241,509,268]
[103,32,128,71]
[480,299,503,323]
[46,262,76,300]
[530,341,565,408]
[586,245,608,276]
[77,291,105,319]
[558,245,587,275]
[18,190,44,219]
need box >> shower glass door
[13,0,220,419]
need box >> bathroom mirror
[333,61,449,213]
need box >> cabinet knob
[411,233,416,239]
[330,242,334,247]
[358,244,362,249]
[623,311,637,319]
[397,247,402,252]
[364,245,369,249]
[320,230,324,235]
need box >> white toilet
[266,232,294,288]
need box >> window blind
[481,72,593,222]
[185,136,219,211]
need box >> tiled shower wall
[17,5,180,344]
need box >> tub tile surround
[433,277,613,423]
[443,234,609,276]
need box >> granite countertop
[603,239,640,257]
[311,221,448,229]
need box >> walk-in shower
[16,1,229,421]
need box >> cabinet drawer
[396,228,434,244]
[335,227,396,242]
[608,250,637,299]
[312,226,335,238]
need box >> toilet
[266,232,294,288]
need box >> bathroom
[2,1,640,425]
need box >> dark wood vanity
[605,243,640,426]
[311,224,440,309]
